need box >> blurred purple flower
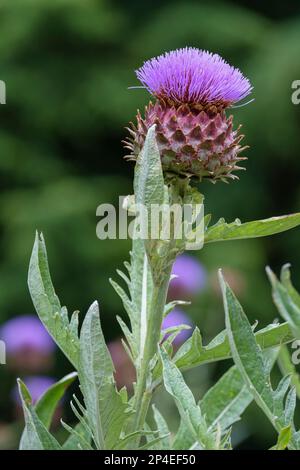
[108,339,136,390]
[162,308,194,346]
[169,254,206,299]
[136,47,252,107]
[11,376,55,405]
[0,315,55,354]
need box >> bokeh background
[0,0,300,449]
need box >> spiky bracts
[125,101,247,182]
[125,48,252,182]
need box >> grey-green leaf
[28,232,79,367]
[20,372,77,449]
[134,124,165,209]
[219,270,298,449]
[219,270,276,424]
[78,301,114,449]
[205,213,300,244]
[201,365,252,431]
[171,322,293,374]
[18,380,61,450]
[267,265,300,338]
[159,347,216,449]
[36,372,77,428]
[151,405,171,450]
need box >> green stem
[131,270,171,446]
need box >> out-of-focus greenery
[0,0,300,449]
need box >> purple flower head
[0,315,55,354]
[12,376,56,405]
[162,308,194,346]
[136,47,252,108]
[169,255,206,298]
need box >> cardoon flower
[125,47,252,182]
[168,254,206,299]
[0,315,55,371]
[162,308,194,346]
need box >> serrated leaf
[205,213,300,244]
[100,383,132,450]
[159,347,216,449]
[280,264,300,303]
[271,425,292,450]
[219,271,274,418]
[28,232,79,367]
[164,299,191,317]
[61,420,93,450]
[116,315,137,360]
[201,365,252,431]
[20,372,77,449]
[219,270,298,449]
[151,405,171,450]
[161,324,192,342]
[109,279,132,319]
[267,265,300,338]
[78,301,131,450]
[172,420,195,450]
[186,349,278,450]
[284,388,297,426]
[171,321,293,374]
[78,301,113,449]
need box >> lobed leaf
[28,232,79,367]
[20,372,77,449]
[267,264,300,338]
[219,270,299,448]
[205,213,300,244]
[78,301,131,450]
[160,347,217,449]
[172,322,293,374]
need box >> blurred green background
[0,0,300,449]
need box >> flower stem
[131,269,171,446]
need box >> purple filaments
[136,47,252,107]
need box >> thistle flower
[125,47,252,182]
[0,315,55,371]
